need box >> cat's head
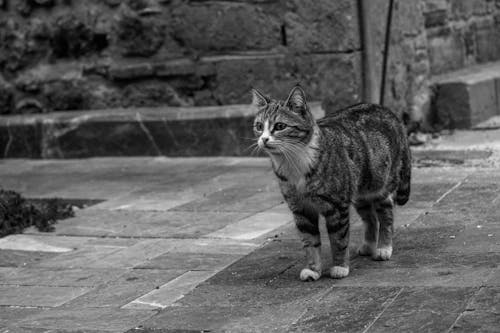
[252,85,316,154]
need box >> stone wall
[369,0,500,130]
[0,0,362,115]
[423,0,500,75]
[379,0,431,128]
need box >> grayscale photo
[0,0,499,332]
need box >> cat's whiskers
[244,142,258,152]
[251,144,262,156]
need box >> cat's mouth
[262,145,280,154]
[260,143,275,151]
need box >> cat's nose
[262,137,269,145]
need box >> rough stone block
[424,9,448,27]
[422,0,449,13]
[109,62,154,80]
[51,13,108,59]
[435,72,498,128]
[451,0,489,19]
[115,12,164,57]
[170,2,281,52]
[428,28,465,75]
[212,52,361,111]
[284,0,359,52]
[392,0,425,36]
[475,19,500,63]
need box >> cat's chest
[280,178,316,201]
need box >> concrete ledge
[0,103,323,158]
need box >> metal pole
[380,0,395,106]
[359,0,379,104]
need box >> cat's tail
[395,143,411,206]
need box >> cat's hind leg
[294,210,322,281]
[325,203,350,279]
[373,195,394,261]
[355,201,379,257]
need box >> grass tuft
[0,189,74,237]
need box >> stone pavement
[0,134,499,332]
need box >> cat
[252,85,411,281]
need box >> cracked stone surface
[0,146,499,332]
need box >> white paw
[329,266,349,279]
[299,268,321,282]
[373,246,392,261]
[358,243,376,256]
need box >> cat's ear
[251,89,269,109]
[285,85,307,115]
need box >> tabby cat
[252,85,411,280]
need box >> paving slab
[175,281,332,308]
[33,246,124,269]
[161,238,259,255]
[0,267,126,287]
[1,328,110,333]
[0,235,88,252]
[289,287,402,333]
[45,209,250,238]
[134,252,241,271]
[0,250,59,268]
[123,270,216,310]
[0,285,91,307]
[17,308,156,332]
[450,287,500,332]
[61,269,185,308]
[0,307,43,327]
[206,239,302,287]
[0,235,72,253]
[87,240,178,269]
[170,183,282,213]
[205,206,292,240]
[366,287,477,332]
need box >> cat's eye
[254,122,263,131]
[274,122,287,131]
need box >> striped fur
[252,85,411,280]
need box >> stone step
[0,103,323,158]
[432,62,500,129]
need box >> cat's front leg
[294,210,322,282]
[325,204,350,279]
